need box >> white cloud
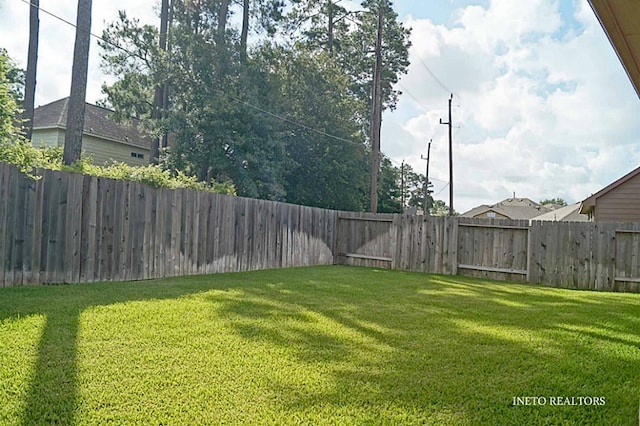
[2,0,639,214]
[383,0,640,213]
[0,1,158,107]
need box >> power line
[19,0,375,150]
[396,82,433,113]
[417,56,457,99]
[225,94,365,146]
[433,182,449,197]
[19,0,128,56]
[23,0,445,179]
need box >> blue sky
[1,0,639,212]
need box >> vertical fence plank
[2,165,639,293]
[79,175,96,282]
[0,164,13,286]
[64,173,83,284]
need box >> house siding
[595,172,640,221]
[83,135,149,166]
[473,211,510,220]
[31,129,149,167]
[31,129,63,148]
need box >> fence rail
[335,214,640,293]
[2,163,640,293]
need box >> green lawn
[1,266,639,425]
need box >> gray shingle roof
[461,198,552,220]
[33,97,151,150]
[531,202,589,222]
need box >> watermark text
[512,396,606,406]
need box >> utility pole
[401,160,405,208]
[439,94,454,216]
[369,1,384,213]
[420,138,431,214]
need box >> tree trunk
[217,0,229,42]
[150,0,170,163]
[327,0,334,53]
[23,0,39,140]
[216,0,230,84]
[63,0,92,166]
[240,0,249,62]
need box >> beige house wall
[473,210,510,220]
[31,128,63,148]
[83,135,148,166]
[595,172,640,221]
[31,128,149,167]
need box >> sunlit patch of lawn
[1,266,639,425]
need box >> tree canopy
[99,0,415,212]
[0,49,26,145]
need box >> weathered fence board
[335,212,397,269]
[0,163,338,286]
[2,162,640,293]
[456,218,529,282]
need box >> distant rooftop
[461,198,552,220]
[531,202,589,222]
[33,97,151,150]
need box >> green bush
[0,139,235,195]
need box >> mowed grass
[1,266,639,425]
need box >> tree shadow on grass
[0,279,216,425]
[208,268,640,424]
[2,266,640,425]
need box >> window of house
[487,212,496,218]
[131,152,144,159]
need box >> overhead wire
[417,56,457,100]
[22,0,444,177]
[18,0,376,150]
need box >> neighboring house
[531,202,589,222]
[461,198,551,220]
[579,165,640,221]
[31,98,151,166]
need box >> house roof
[461,198,551,220]
[588,0,640,98]
[579,165,640,215]
[531,202,589,222]
[33,98,151,150]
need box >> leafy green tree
[283,0,411,130]
[338,0,411,114]
[377,156,402,213]
[99,0,410,211]
[430,199,455,216]
[0,48,25,104]
[284,0,352,54]
[0,49,26,145]
[263,46,369,209]
[540,198,567,207]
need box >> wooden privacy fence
[0,163,337,286]
[2,162,640,293]
[335,214,640,293]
